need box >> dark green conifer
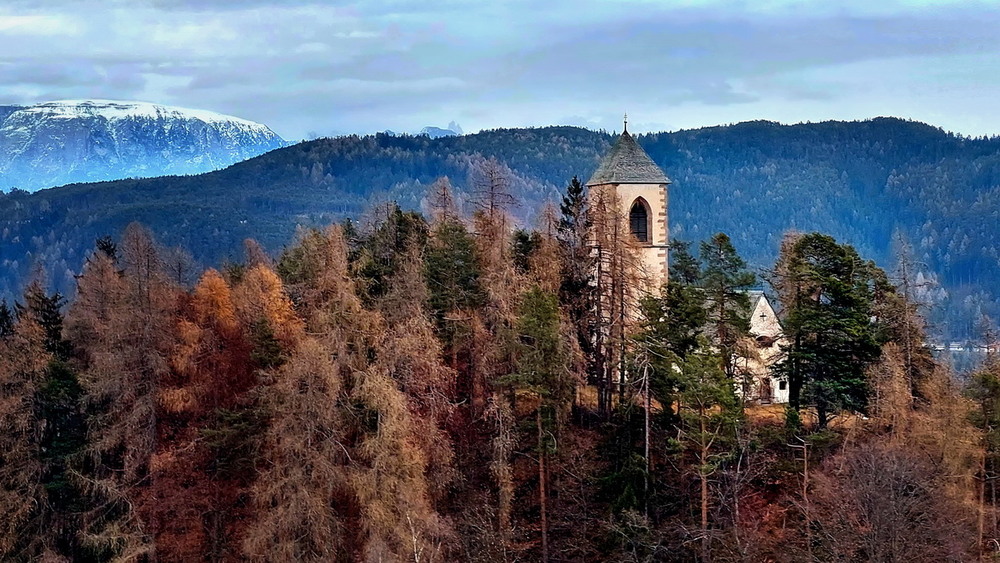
[774,233,882,427]
[699,233,755,378]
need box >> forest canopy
[1,177,996,562]
[3,118,1000,340]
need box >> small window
[629,199,649,243]
[779,380,787,391]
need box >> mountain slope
[0,100,286,192]
[2,119,999,338]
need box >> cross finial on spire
[623,111,628,133]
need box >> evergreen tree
[699,233,755,379]
[16,280,71,360]
[557,176,597,381]
[512,228,541,275]
[351,203,428,305]
[0,299,14,340]
[773,233,882,427]
[95,235,117,261]
[673,350,741,561]
[424,218,484,369]
[66,223,178,558]
[507,287,573,563]
[669,240,701,286]
[12,281,88,558]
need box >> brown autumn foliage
[171,268,247,410]
[149,268,259,562]
[67,223,178,560]
[529,204,563,294]
[0,316,49,559]
[232,264,304,348]
[376,248,457,494]
[244,224,460,561]
[4,203,994,562]
[243,337,351,562]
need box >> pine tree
[557,177,597,383]
[699,233,755,379]
[669,240,701,286]
[16,280,71,360]
[424,218,484,378]
[17,282,89,559]
[507,287,574,562]
[352,203,428,305]
[773,233,882,427]
[673,350,741,561]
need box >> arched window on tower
[629,198,650,243]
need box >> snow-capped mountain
[0,100,287,192]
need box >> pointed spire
[623,111,628,133]
[587,124,671,186]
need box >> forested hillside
[2,189,998,560]
[3,119,1000,338]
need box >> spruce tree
[507,286,573,563]
[352,203,428,305]
[557,176,596,380]
[424,218,484,368]
[0,299,14,340]
[773,233,882,427]
[699,233,755,378]
[16,281,71,360]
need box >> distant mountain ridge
[0,100,286,192]
[2,118,1000,339]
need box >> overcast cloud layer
[1,0,998,140]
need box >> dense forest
[2,173,1000,562]
[3,119,1000,340]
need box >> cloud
[0,1,999,138]
[0,14,80,35]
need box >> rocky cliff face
[0,100,286,192]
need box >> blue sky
[1,0,998,140]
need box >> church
[586,121,788,405]
[586,122,670,290]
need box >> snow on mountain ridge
[0,99,287,192]
[21,100,271,131]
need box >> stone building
[586,123,788,405]
[735,291,789,405]
[586,124,671,291]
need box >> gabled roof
[587,130,671,186]
[747,290,766,312]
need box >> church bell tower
[586,118,671,289]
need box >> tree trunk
[537,407,549,563]
[643,363,651,520]
[700,407,710,562]
[802,441,812,563]
[980,448,986,561]
[596,243,607,417]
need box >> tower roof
[587,131,671,185]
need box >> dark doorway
[759,378,773,404]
